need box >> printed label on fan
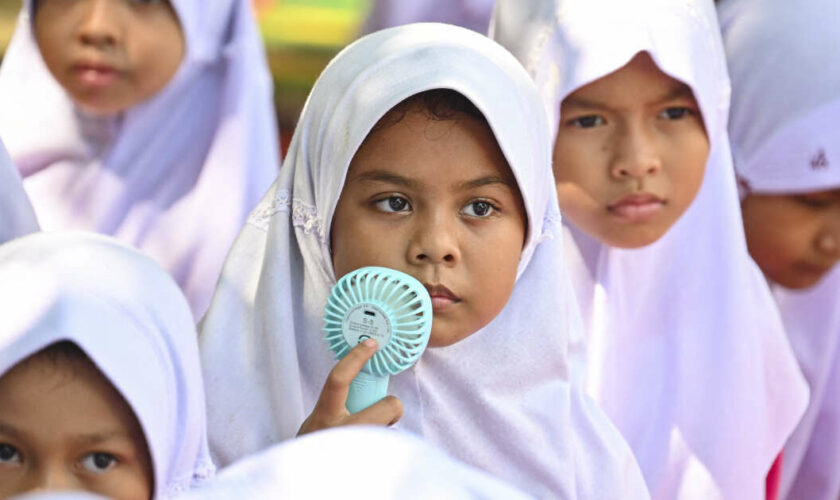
[342,303,392,348]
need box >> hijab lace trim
[247,188,327,243]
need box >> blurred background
[0,0,372,147]
[0,0,494,148]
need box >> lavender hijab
[720,0,840,497]
[0,0,279,318]
[491,0,809,497]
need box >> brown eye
[569,115,605,128]
[462,201,496,218]
[0,443,21,464]
[658,107,693,120]
[374,196,411,213]
[81,452,118,473]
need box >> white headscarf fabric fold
[0,232,215,499]
[719,1,840,498]
[0,138,38,243]
[199,23,649,499]
[719,0,840,196]
[178,426,532,500]
[490,1,809,498]
[0,0,280,319]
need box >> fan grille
[323,267,432,376]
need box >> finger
[345,395,403,427]
[315,338,379,416]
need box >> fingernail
[363,338,377,348]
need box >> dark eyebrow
[73,429,134,446]
[0,420,24,441]
[562,95,611,111]
[458,175,517,191]
[351,170,418,189]
[563,83,696,111]
[655,83,695,104]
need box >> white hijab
[0,138,38,243]
[177,426,532,500]
[0,232,215,499]
[719,1,840,498]
[0,0,279,319]
[490,1,809,498]
[199,23,649,499]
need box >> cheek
[132,25,184,96]
[667,135,709,213]
[331,209,403,278]
[553,136,605,190]
[93,469,153,500]
[743,206,812,270]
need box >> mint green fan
[323,266,433,413]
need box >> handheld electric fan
[323,266,433,413]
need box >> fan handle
[347,371,389,413]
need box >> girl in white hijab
[0,139,38,243]
[490,0,809,498]
[0,232,214,499]
[199,22,649,499]
[0,0,279,319]
[719,0,840,497]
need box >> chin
[772,271,828,290]
[427,325,476,348]
[596,224,670,249]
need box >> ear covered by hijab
[0,232,215,499]
[720,1,840,498]
[491,0,808,498]
[0,138,38,243]
[199,22,649,499]
[0,0,280,319]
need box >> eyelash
[658,106,695,120]
[567,115,605,128]
[566,107,696,128]
[795,195,834,209]
[372,196,499,218]
[0,443,21,465]
[80,452,120,473]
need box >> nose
[77,0,122,48]
[27,463,78,492]
[407,211,460,266]
[609,124,662,180]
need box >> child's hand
[297,339,403,436]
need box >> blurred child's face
[553,52,709,248]
[34,0,184,115]
[742,189,840,289]
[331,104,528,347]
[0,352,153,499]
